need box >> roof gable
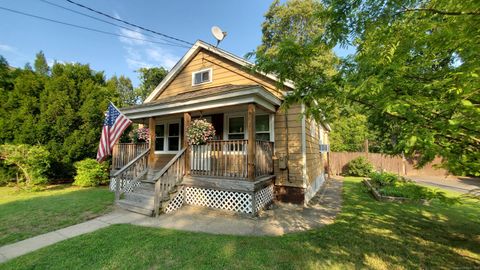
[144,40,293,103]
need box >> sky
[0,0,354,87]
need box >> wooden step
[124,192,155,206]
[118,199,154,216]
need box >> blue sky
[0,0,353,86]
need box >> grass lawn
[2,178,479,269]
[0,185,114,246]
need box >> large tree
[252,0,480,175]
[0,52,119,178]
[136,67,168,102]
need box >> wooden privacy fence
[329,152,448,176]
[112,143,149,170]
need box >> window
[255,115,270,141]
[168,123,180,151]
[228,116,245,140]
[154,121,181,153]
[192,68,212,85]
[155,124,165,151]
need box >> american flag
[96,102,132,162]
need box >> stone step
[117,199,154,216]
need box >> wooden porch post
[247,103,256,180]
[184,112,191,176]
[148,117,156,169]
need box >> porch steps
[117,170,172,216]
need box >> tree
[107,75,136,106]
[136,67,168,102]
[34,51,49,76]
[253,0,480,175]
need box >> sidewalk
[0,178,343,264]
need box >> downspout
[284,109,290,183]
[301,104,307,189]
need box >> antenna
[211,26,227,47]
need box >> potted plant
[186,119,215,171]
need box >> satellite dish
[211,26,227,47]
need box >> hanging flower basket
[186,119,215,145]
[130,127,150,143]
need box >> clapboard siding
[273,104,305,188]
[157,49,285,100]
[304,117,325,185]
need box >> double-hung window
[255,115,271,141]
[155,122,181,153]
[227,116,245,140]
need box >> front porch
[110,85,281,216]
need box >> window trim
[223,112,274,142]
[154,120,182,154]
[191,68,213,86]
[224,113,246,140]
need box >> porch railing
[255,140,274,178]
[153,147,187,216]
[112,143,149,170]
[191,140,248,179]
[112,148,150,202]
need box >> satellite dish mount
[211,26,227,47]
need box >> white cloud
[0,43,16,53]
[116,25,180,71]
[119,28,146,46]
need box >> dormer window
[192,68,212,86]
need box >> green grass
[2,178,479,269]
[0,185,114,246]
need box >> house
[111,40,330,216]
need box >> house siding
[273,104,305,188]
[156,49,285,100]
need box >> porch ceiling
[121,85,282,120]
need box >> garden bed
[362,178,428,204]
[362,172,458,205]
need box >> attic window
[192,68,212,85]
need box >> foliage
[345,156,373,176]
[186,119,216,145]
[369,172,459,204]
[0,144,51,186]
[34,51,49,76]
[329,109,374,152]
[129,127,149,143]
[2,178,479,269]
[0,184,113,245]
[107,75,136,106]
[136,67,168,102]
[0,162,17,186]
[0,52,119,179]
[252,0,480,175]
[73,158,109,187]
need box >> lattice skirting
[165,187,185,214]
[254,185,274,213]
[185,187,253,214]
[109,178,140,194]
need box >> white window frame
[191,68,213,86]
[255,113,274,142]
[224,112,246,140]
[154,120,182,154]
[223,112,274,142]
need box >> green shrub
[368,171,459,204]
[369,171,402,186]
[73,158,109,187]
[0,162,17,186]
[0,144,51,186]
[345,156,373,176]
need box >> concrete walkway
[408,175,480,194]
[0,178,342,263]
